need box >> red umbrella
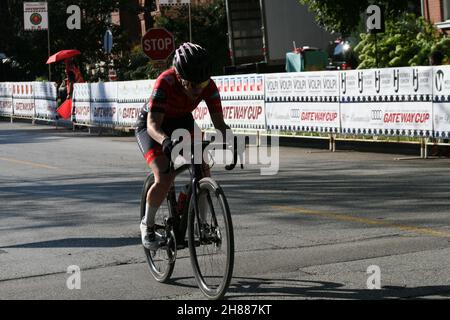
[46,50,81,64]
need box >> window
[444,0,450,21]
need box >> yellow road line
[273,205,450,238]
[0,157,61,170]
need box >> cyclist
[135,42,233,250]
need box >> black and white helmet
[173,42,212,83]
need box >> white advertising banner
[265,72,340,133]
[212,74,266,130]
[340,67,433,137]
[73,83,91,124]
[12,82,35,118]
[0,83,13,116]
[24,2,48,31]
[116,80,154,127]
[433,66,450,138]
[34,82,57,120]
[192,101,213,130]
[90,82,118,125]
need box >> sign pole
[188,2,192,42]
[46,1,51,81]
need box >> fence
[1,66,450,156]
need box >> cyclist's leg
[191,121,210,222]
[136,128,175,248]
[146,154,175,214]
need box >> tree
[155,0,230,76]
[298,0,420,35]
[355,13,449,68]
[0,0,136,82]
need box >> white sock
[142,203,158,227]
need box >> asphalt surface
[1,119,450,300]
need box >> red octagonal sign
[142,28,175,61]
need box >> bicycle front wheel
[187,177,234,300]
[140,174,176,283]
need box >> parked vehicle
[224,0,336,74]
[326,37,359,70]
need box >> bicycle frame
[165,146,205,248]
[166,140,237,248]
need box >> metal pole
[259,0,268,63]
[374,33,378,68]
[224,0,235,66]
[47,1,51,81]
[188,3,192,42]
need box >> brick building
[423,0,450,34]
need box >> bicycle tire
[187,177,234,300]
[140,174,176,283]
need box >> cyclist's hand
[162,138,175,160]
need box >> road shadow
[0,237,140,249]
[141,275,450,299]
[226,276,450,300]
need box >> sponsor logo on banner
[222,105,263,121]
[223,78,229,92]
[412,69,419,92]
[118,107,140,120]
[250,77,255,91]
[358,71,364,94]
[435,70,444,92]
[256,76,263,91]
[393,69,400,93]
[229,78,235,92]
[192,105,209,121]
[341,73,347,95]
[236,78,242,92]
[375,70,381,93]
[243,77,248,91]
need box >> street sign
[108,69,117,81]
[141,28,175,61]
[24,2,49,31]
[103,29,113,54]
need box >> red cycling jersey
[136,67,222,128]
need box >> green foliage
[0,0,134,82]
[155,0,229,76]
[354,13,448,69]
[119,45,161,81]
[299,0,420,35]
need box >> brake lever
[225,136,241,171]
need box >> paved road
[1,120,450,300]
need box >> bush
[355,13,448,69]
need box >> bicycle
[139,137,241,300]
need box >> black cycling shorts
[135,113,195,165]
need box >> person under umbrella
[46,49,84,119]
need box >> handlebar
[164,136,243,173]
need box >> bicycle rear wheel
[187,177,234,300]
[140,174,176,282]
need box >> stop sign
[142,28,175,61]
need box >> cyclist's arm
[210,112,231,139]
[147,111,169,145]
[146,79,170,144]
[204,80,231,139]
